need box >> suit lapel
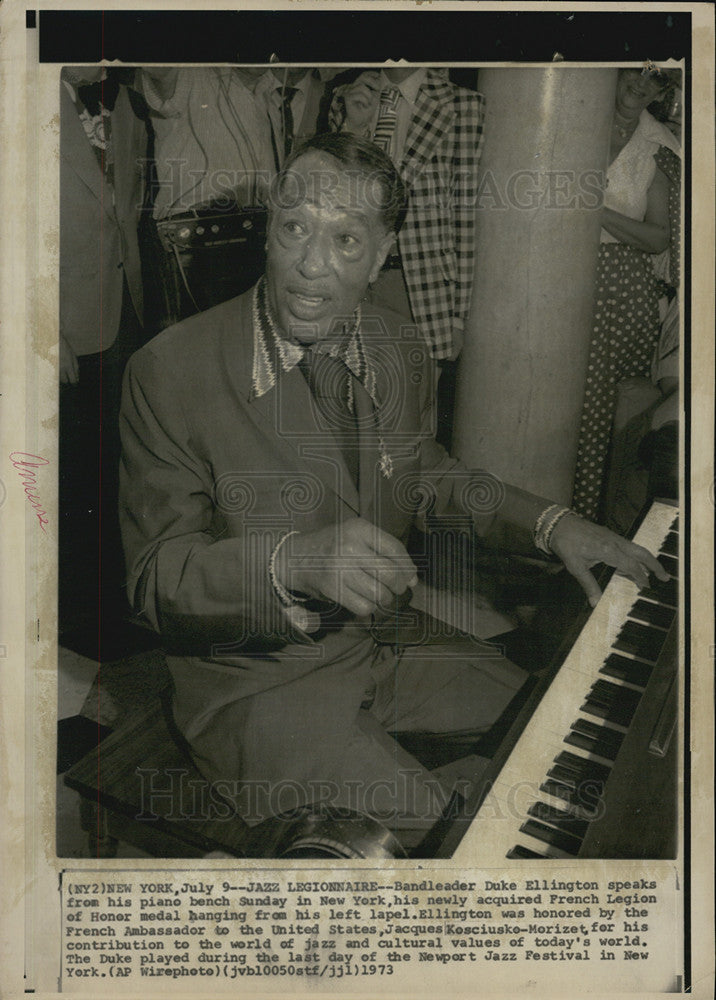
[221,294,361,517]
[354,328,423,539]
[112,85,145,225]
[353,379,381,522]
[60,81,114,218]
[401,72,455,182]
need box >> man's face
[266,151,394,344]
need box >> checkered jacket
[397,72,485,360]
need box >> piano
[434,499,679,861]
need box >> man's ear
[369,231,396,285]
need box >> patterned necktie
[278,86,298,162]
[299,350,360,490]
[372,86,400,157]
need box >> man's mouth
[289,288,330,308]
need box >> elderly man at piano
[119,133,668,844]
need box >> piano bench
[63,698,254,859]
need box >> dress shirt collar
[380,67,427,110]
[251,277,364,400]
[258,69,313,107]
[251,278,394,478]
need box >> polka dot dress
[572,242,661,521]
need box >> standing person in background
[329,66,484,446]
[572,67,681,522]
[255,66,325,170]
[59,67,148,642]
[137,67,276,332]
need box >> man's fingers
[338,588,375,619]
[348,522,418,588]
[343,570,394,613]
[336,576,391,619]
[619,558,651,592]
[616,540,670,583]
[368,555,417,594]
[338,552,415,597]
[568,562,602,609]
[642,549,671,582]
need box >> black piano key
[581,698,632,728]
[544,753,610,810]
[527,802,589,840]
[564,729,621,760]
[613,621,667,663]
[553,750,611,785]
[582,690,642,728]
[581,684,630,725]
[540,779,577,805]
[660,531,678,556]
[571,716,624,744]
[592,676,641,697]
[539,778,607,814]
[628,598,675,630]
[587,677,619,702]
[591,678,643,709]
[507,844,547,859]
[564,731,617,759]
[600,653,653,688]
[618,620,668,658]
[544,766,581,789]
[582,698,640,729]
[570,719,624,757]
[640,576,677,608]
[658,554,678,578]
[519,819,583,856]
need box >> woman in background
[572,67,680,521]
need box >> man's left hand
[550,513,670,608]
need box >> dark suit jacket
[119,286,542,790]
[60,77,145,355]
[120,286,500,710]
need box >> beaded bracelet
[268,530,307,608]
[534,504,578,555]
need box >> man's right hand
[274,516,418,619]
[60,335,79,385]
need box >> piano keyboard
[451,500,678,863]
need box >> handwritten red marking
[8,452,50,531]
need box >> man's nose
[297,233,331,277]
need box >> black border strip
[681,52,693,993]
[39,9,691,63]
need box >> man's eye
[338,233,360,249]
[283,221,305,236]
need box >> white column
[453,67,616,503]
